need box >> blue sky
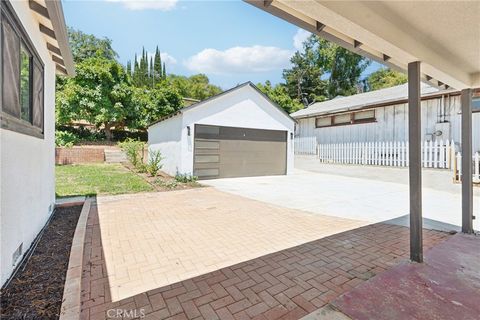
[63,0,382,89]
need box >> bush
[118,138,145,167]
[55,130,79,147]
[55,125,148,143]
[175,173,198,183]
[146,150,163,176]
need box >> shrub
[146,150,163,176]
[118,138,145,167]
[175,173,198,183]
[55,130,79,147]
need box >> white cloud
[293,28,311,51]
[184,46,293,74]
[160,52,177,65]
[106,0,178,11]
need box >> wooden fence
[316,140,456,169]
[294,136,317,155]
[454,152,480,183]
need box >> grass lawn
[56,163,153,197]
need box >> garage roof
[149,82,296,127]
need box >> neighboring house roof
[149,82,296,127]
[28,0,75,75]
[290,83,456,119]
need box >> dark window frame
[1,1,45,139]
[315,109,376,128]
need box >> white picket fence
[294,136,317,155]
[454,152,480,183]
[316,139,456,169]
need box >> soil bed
[123,162,203,191]
[1,205,82,320]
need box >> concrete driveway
[203,160,480,232]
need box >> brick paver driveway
[81,188,449,320]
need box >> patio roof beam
[461,89,474,234]
[408,61,423,263]
[29,0,49,19]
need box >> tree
[130,84,183,129]
[256,81,303,114]
[68,28,118,63]
[168,74,222,100]
[153,46,162,83]
[367,68,407,91]
[56,58,133,140]
[283,34,370,105]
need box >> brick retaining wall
[55,147,105,164]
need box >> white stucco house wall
[148,82,296,179]
[0,0,74,286]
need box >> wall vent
[12,243,23,266]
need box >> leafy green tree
[256,81,303,114]
[367,68,407,91]
[168,74,222,100]
[68,28,118,63]
[130,84,183,128]
[56,58,133,140]
[283,34,370,104]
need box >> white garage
[148,82,296,179]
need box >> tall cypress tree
[149,56,154,87]
[126,60,132,77]
[133,53,139,85]
[162,62,166,79]
[154,46,162,85]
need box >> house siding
[148,115,183,177]
[0,1,57,286]
[296,95,480,152]
[148,85,296,177]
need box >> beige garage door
[193,124,287,179]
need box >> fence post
[456,152,462,182]
[474,152,480,182]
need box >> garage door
[193,124,287,179]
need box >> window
[20,46,32,122]
[333,113,351,125]
[315,110,376,128]
[1,1,44,138]
[315,117,331,128]
[354,110,375,122]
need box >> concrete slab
[204,168,480,231]
[331,233,480,320]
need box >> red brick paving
[80,201,450,320]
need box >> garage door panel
[194,124,287,179]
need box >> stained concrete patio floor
[315,233,480,320]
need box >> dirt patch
[1,205,82,320]
[122,163,203,192]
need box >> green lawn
[56,163,153,197]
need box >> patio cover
[247,0,479,262]
[247,0,480,90]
